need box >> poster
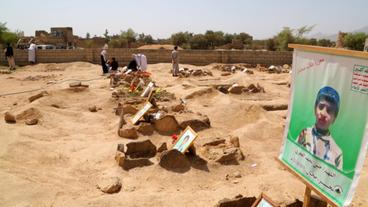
[131,102,153,125]
[173,126,198,153]
[279,45,368,206]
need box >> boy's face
[315,99,336,130]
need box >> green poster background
[280,48,368,206]
[287,52,368,177]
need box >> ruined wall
[0,49,292,67]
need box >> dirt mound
[15,107,42,121]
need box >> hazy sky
[0,0,367,39]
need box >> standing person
[4,43,15,70]
[28,40,37,64]
[135,53,148,71]
[171,46,179,77]
[100,44,109,74]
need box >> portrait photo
[131,102,153,125]
[296,86,343,170]
[173,126,198,153]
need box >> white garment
[101,49,108,62]
[297,127,343,170]
[135,53,147,71]
[28,43,36,62]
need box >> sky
[0,0,367,40]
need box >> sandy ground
[0,62,367,207]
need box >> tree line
[94,26,368,51]
[1,22,367,51]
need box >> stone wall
[0,48,292,67]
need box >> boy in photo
[297,86,343,170]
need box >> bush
[171,32,192,47]
[317,39,334,47]
[344,32,368,51]
[0,22,20,47]
[189,34,208,49]
[265,38,276,51]
[275,27,295,51]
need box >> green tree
[0,22,20,46]
[119,28,137,48]
[344,32,368,51]
[189,34,208,49]
[236,32,253,45]
[309,38,318,45]
[138,33,154,44]
[86,32,91,39]
[266,38,276,51]
[171,32,192,47]
[224,33,234,44]
[0,22,7,41]
[275,27,295,51]
[317,39,334,47]
[295,25,315,39]
[204,30,215,49]
[109,38,122,48]
[204,30,226,49]
[103,29,110,41]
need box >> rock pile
[159,149,191,172]
[4,108,42,125]
[152,89,176,102]
[115,140,156,170]
[116,100,210,139]
[178,68,213,78]
[200,136,245,165]
[109,71,153,92]
[4,112,16,123]
[97,177,122,194]
[213,64,252,74]
[217,83,265,94]
[68,81,89,92]
[0,70,11,74]
[28,91,48,102]
[256,64,291,74]
[23,74,58,81]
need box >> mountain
[307,25,368,41]
[352,25,368,33]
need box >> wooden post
[277,159,339,207]
[303,186,312,207]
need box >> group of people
[100,44,148,75]
[99,44,180,77]
[4,42,179,75]
[3,40,37,70]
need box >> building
[35,27,77,49]
[77,37,107,48]
[335,31,347,48]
